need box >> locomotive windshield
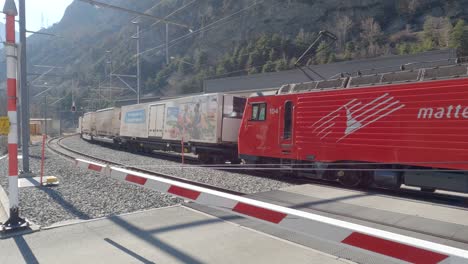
[251,103,267,121]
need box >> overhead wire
[76,0,195,107]
[108,0,200,75]
[111,0,270,76]
[136,0,267,58]
[81,0,170,75]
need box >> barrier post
[2,0,27,230]
[181,126,185,165]
[40,134,46,185]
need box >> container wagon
[81,112,96,140]
[92,107,121,144]
[120,93,246,163]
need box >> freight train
[80,93,246,164]
[79,61,468,194]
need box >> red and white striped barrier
[2,0,26,230]
[75,158,468,264]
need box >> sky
[0,0,74,31]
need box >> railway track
[47,135,468,245]
[47,135,245,196]
[50,135,468,209]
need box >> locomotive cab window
[250,103,266,121]
[283,101,293,139]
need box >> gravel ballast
[0,144,180,227]
[0,135,292,227]
[61,135,293,194]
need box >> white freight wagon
[81,112,96,136]
[120,103,151,139]
[95,107,121,138]
[120,93,246,163]
[77,116,83,134]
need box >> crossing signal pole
[2,0,27,231]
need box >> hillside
[17,0,468,120]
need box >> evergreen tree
[248,67,258,75]
[177,58,192,75]
[289,57,298,68]
[275,58,289,71]
[195,50,208,71]
[269,48,278,61]
[328,53,336,63]
[316,41,331,64]
[344,42,355,59]
[237,47,248,67]
[262,60,276,72]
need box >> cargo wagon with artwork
[119,93,246,163]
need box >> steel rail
[48,135,468,245]
[50,135,468,208]
[47,135,244,196]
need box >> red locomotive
[238,63,468,192]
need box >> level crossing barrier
[75,158,468,264]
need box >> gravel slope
[0,144,179,227]
[61,135,292,194]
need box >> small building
[30,118,61,136]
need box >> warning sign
[0,116,10,135]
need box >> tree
[360,17,383,56]
[344,42,355,59]
[316,41,331,64]
[246,53,262,71]
[269,48,279,61]
[275,58,288,71]
[195,50,208,71]
[216,64,228,76]
[289,57,298,68]
[216,55,233,76]
[397,0,421,16]
[328,53,336,63]
[336,16,353,51]
[396,43,410,54]
[236,47,248,68]
[423,16,452,48]
[262,60,276,73]
[152,65,174,89]
[177,58,192,75]
[450,19,468,55]
[248,67,258,75]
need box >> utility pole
[133,21,141,104]
[16,45,21,148]
[19,0,30,174]
[165,23,169,65]
[106,50,112,102]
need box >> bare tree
[407,0,421,14]
[441,17,453,47]
[398,0,421,16]
[423,16,452,48]
[336,16,353,51]
[361,17,382,56]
